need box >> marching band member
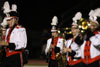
[0,1,27,67]
[80,8,100,67]
[63,12,83,67]
[45,16,63,67]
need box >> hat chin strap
[11,18,16,26]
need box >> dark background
[0,0,100,59]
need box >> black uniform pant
[49,59,58,67]
[0,47,6,67]
[3,53,23,67]
[67,62,83,67]
[82,60,100,67]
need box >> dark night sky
[20,0,100,30]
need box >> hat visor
[6,17,13,21]
[51,30,57,32]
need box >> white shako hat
[89,8,100,25]
[1,1,18,27]
[72,12,82,26]
[51,16,58,32]
[3,1,18,20]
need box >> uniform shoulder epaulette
[67,38,72,40]
[49,38,52,40]
[16,25,24,29]
[59,37,63,38]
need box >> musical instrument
[58,27,72,35]
[61,33,67,67]
[0,28,4,63]
[58,18,90,36]
[77,18,90,33]
[55,33,67,67]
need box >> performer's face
[89,22,98,32]
[71,25,79,36]
[7,18,15,27]
[51,32,58,38]
[2,30,6,36]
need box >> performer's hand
[63,47,67,53]
[50,45,55,48]
[0,40,8,46]
[63,47,72,53]
[48,45,54,52]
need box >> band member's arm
[47,44,60,53]
[69,50,76,57]
[75,35,84,46]
[54,46,60,53]
[90,33,100,50]
[63,47,76,57]
[55,38,64,53]
[45,39,50,55]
